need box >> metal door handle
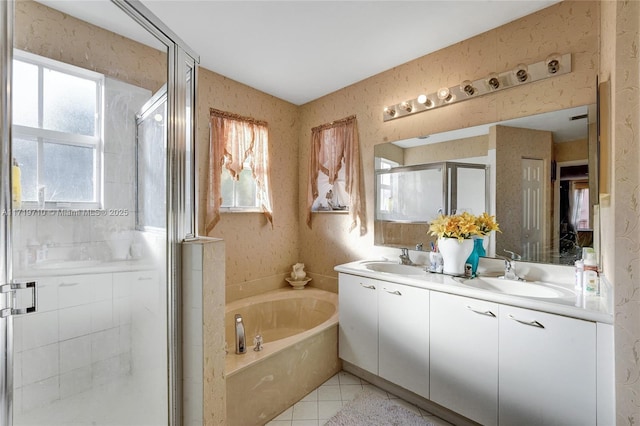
[360,283,376,290]
[466,305,495,317]
[384,289,402,296]
[1,281,37,317]
[508,314,544,328]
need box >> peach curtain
[306,115,366,235]
[206,108,273,233]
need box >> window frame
[12,49,104,210]
[220,156,261,212]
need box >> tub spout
[235,314,246,354]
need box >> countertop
[335,260,613,324]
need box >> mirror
[374,105,597,266]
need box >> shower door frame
[0,1,199,425]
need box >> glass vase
[466,237,486,277]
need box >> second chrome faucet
[399,248,414,265]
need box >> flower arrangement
[475,212,501,236]
[429,212,500,242]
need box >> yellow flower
[475,212,501,236]
[428,212,499,241]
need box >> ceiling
[38,0,560,105]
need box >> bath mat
[324,390,435,426]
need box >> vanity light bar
[383,53,572,122]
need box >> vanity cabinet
[338,273,379,374]
[499,305,596,426]
[339,273,430,397]
[338,271,603,425]
[378,282,429,397]
[430,292,499,426]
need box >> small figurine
[291,263,306,280]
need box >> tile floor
[265,370,453,426]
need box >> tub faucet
[399,248,414,265]
[235,314,246,354]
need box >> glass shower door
[2,1,186,424]
[12,2,169,425]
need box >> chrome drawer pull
[508,314,545,329]
[466,305,495,317]
[360,283,376,290]
[384,289,402,296]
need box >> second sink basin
[363,261,425,276]
[462,276,575,299]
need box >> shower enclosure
[1,1,198,424]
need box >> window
[221,157,259,210]
[374,157,399,216]
[206,108,273,232]
[12,50,104,208]
[572,182,590,230]
[306,115,366,235]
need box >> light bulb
[400,102,412,113]
[154,113,163,122]
[384,107,396,117]
[514,63,528,83]
[437,87,452,102]
[417,94,433,108]
[546,53,561,74]
[486,73,500,90]
[460,80,475,96]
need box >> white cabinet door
[430,292,498,426]
[338,273,379,374]
[499,305,596,426]
[379,282,429,398]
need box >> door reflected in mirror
[374,105,597,266]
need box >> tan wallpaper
[196,68,300,300]
[600,0,640,422]
[15,0,166,93]
[298,0,599,281]
[404,135,489,166]
[494,126,553,260]
[554,138,588,163]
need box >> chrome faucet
[399,248,414,265]
[235,314,246,354]
[500,249,523,281]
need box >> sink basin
[32,260,102,270]
[462,276,574,299]
[363,261,425,276]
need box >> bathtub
[225,288,340,425]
